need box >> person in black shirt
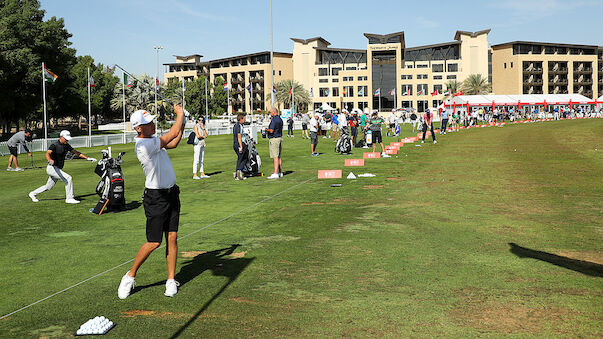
[232,114,247,180]
[29,130,96,204]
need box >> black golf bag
[92,150,126,215]
[335,127,352,154]
[242,135,261,177]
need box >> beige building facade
[492,41,602,99]
[163,31,602,114]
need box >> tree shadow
[508,242,603,278]
[169,244,254,338]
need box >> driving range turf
[0,119,601,338]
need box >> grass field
[0,119,601,338]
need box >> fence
[0,125,261,156]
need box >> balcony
[573,68,592,74]
[549,80,568,86]
[548,68,568,73]
[574,79,593,85]
[523,79,543,85]
[523,68,543,74]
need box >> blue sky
[41,0,603,79]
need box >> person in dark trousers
[232,113,247,180]
[421,109,437,144]
[117,105,185,299]
[440,108,449,134]
[29,130,96,204]
[6,129,33,171]
[287,115,294,137]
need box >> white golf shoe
[65,198,80,204]
[164,279,180,297]
[28,192,39,202]
[382,153,391,158]
[15,167,24,171]
[267,173,279,180]
[118,272,135,299]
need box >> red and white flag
[88,75,95,88]
[454,90,463,96]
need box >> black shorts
[389,123,395,128]
[8,146,18,157]
[372,130,383,143]
[143,185,180,243]
[302,123,308,130]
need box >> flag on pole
[223,82,229,91]
[343,88,346,96]
[358,87,364,96]
[443,90,451,96]
[123,73,132,87]
[155,77,160,89]
[454,90,463,96]
[374,88,380,97]
[289,87,293,95]
[310,88,313,97]
[272,85,277,94]
[389,88,395,96]
[182,78,186,91]
[325,89,330,96]
[418,90,424,95]
[88,75,95,88]
[402,89,409,96]
[431,90,438,96]
[246,83,252,93]
[43,65,58,83]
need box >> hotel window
[343,76,354,81]
[510,62,513,68]
[358,102,369,110]
[448,63,458,72]
[279,70,282,76]
[432,100,442,107]
[318,68,329,76]
[417,84,428,95]
[417,64,428,68]
[401,84,413,95]
[346,67,357,70]
[328,102,337,108]
[319,88,329,97]
[401,75,413,80]
[331,67,342,75]
[332,79,339,83]
[402,101,413,108]
[319,79,328,83]
[418,74,428,79]
[434,85,443,93]
[433,75,443,80]
[358,85,368,97]
[332,87,339,96]
[343,86,354,97]
[446,75,457,79]
[417,100,428,112]
[432,64,444,72]
[504,63,507,69]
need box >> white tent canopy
[319,103,335,111]
[445,94,594,108]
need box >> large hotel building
[164,30,602,113]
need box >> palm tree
[462,74,491,95]
[266,79,311,111]
[444,79,460,95]
[111,74,172,115]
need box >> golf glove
[87,157,97,162]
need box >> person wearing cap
[28,130,97,204]
[6,129,33,171]
[265,108,283,179]
[118,105,185,299]
[421,109,437,144]
[309,113,319,156]
[368,112,390,157]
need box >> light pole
[153,45,163,120]
[270,0,275,109]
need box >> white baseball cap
[59,130,72,141]
[130,110,155,128]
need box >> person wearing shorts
[7,129,32,171]
[301,113,309,139]
[369,112,390,157]
[265,108,283,179]
[118,105,185,299]
[309,113,319,156]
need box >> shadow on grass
[169,244,254,338]
[205,171,223,176]
[43,193,97,201]
[508,242,603,278]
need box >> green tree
[71,56,119,125]
[211,76,227,116]
[444,79,461,96]
[170,76,212,119]
[267,79,311,112]
[0,0,78,135]
[462,74,491,95]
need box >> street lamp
[270,0,274,108]
[153,45,163,119]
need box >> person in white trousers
[29,130,96,204]
[192,118,209,179]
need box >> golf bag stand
[335,127,352,154]
[92,151,126,215]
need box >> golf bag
[242,134,261,177]
[92,150,126,215]
[335,127,352,154]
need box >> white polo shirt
[135,136,176,189]
[309,117,318,132]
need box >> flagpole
[292,83,295,116]
[379,91,381,113]
[205,77,208,122]
[87,67,92,147]
[122,72,126,144]
[182,77,186,111]
[270,0,275,108]
[42,62,48,147]
[250,82,253,120]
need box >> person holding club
[6,129,33,171]
[28,130,97,204]
[118,104,185,299]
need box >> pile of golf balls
[76,316,114,335]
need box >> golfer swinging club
[118,104,185,299]
[29,130,96,204]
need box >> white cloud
[416,16,439,29]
